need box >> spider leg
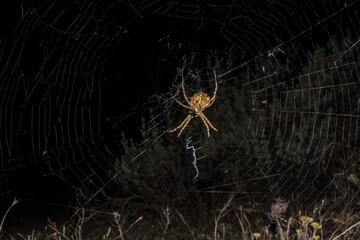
[173,97,193,110]
[181,69,192,106]
[169,114,191,132]
[199,111,218,132]
[176,115,193,137]
[207,69,218,107]
[197,111,211,137]
[169,114,193,137]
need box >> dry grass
[0,199,19,232]
[1,197,359,240]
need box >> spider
[169,70,218,137]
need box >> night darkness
[1,0,360,239]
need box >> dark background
[1,0,360,237]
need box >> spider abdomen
[190,92,211,110]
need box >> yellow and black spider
[169,70,218,137]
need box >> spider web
[1,0,360,235]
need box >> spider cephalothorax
[169,70,218,137]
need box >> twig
[332,221,360,240]
[75,208,93,240]
[159,208,172,239]
[214,195,234,240]
[235,211,248,240]
[114,214,143,240]
[102,227,111,240]
[48,220,71,240]
[176,209,196,240]
[328,213,360,240]
[275,218,285,240]
[0,198,19,232]
[125,216,143,234]
[113,214,126,240]
[242,209,253,237]
[285,217,292,239]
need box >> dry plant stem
[102,227,111,240]
[332,220,360,240]
[276,218,285,240]
[235,212,248,240]
[214,195,234,240]
[161,221,169,238]
[113,216,143,240]
[114,216,125,240]
[318,200,324,240]
[74,208,92,240]
[18,230,39,240]
[242,210,253,237]
[328,212,360,240]
[328,221,345,240]
[48,220,71,240]
[125,216,143,234]
[0,198,19,232]
[175,210,196,240]
[222,224,225,240]
[75,209,83,240]
[319,217,324,240]
[286,217,292,238]
[160,209,171,239]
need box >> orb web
[1,0,360,236]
